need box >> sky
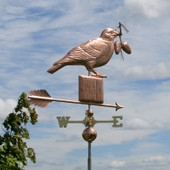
[0,0,170,169]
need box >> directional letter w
[57,116,70,128]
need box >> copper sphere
[87,109,94,117]
[82,127,97,142]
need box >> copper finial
[82,127,97,142]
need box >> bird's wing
[68,38,110,59]
[53,38,111,66]
[80,38,111,60]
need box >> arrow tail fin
[29,89,51,97]
[28,89,51,107]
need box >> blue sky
[1,0,170,169]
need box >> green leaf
[0,92,38,169]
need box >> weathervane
[28,22,131,170]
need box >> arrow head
[115,102,124,111]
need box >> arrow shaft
[29,95,119,108]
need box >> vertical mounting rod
[88,141,92,170]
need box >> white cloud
[123,62,170,80]
[125,118,169,130]
[143,155,167,163]
[109,155,170,170]
[0,98,16,122]
[140,156,170,169]
[122,0,170,19]
[110,160,125,168]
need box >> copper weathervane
[28,22,131,170]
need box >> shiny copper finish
[47,28,120,78]
[122,41,131,54]
[82,127,97,142]
[28,90,124,110]
[86,109,94,117]
[29,89,51,97]
[28,90,51,108]
[114,41,121,54]
[79,75,103,103]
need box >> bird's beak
[114,30,120,36]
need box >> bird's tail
[47,63,64,74]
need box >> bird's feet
[92,73,107,78]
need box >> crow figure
[47,28,120,77]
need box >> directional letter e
[112,116,123,127]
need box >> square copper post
[79,75,103,103]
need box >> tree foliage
[0,92,38,169]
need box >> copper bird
[47,28,120,77]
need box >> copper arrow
[28,89,124,111]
